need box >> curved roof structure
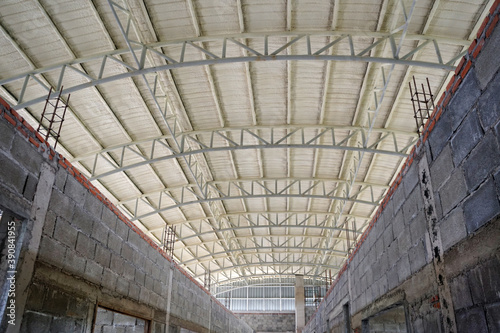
[0,0,491,287]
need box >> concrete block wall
[0,99,253,332]
[235,312,295,332]
[20,282,90,333]
[304,2,500,333]
[305,306,316,325]
[93,307,146,333]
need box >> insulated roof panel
[0,0,488,287]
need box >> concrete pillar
[165,261,175,332]
[6,162,56,333]
[294,275,305,333]
[418,155,457,332]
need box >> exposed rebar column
[37,87,70,149]
[203,269,211,292]
[409,76,435,136]
[162,225,176,258]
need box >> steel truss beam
[148,210,371,234]
[193,261,341,280]
[70,125,417,180]
[175,225,362,244]
[119,178,385,220]
[168,214,366,266]
[211,274,329,292]
[180,246,349,266]
[0,31,468,110]
[175,221,361,254]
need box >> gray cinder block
[110,253,125,276]
[485,303,500,333]
[38,236,67,267]
[84,192,103,221]
[91,221,109,245]
[440,207,467,252]
[447,70,481,130]
[102,268,118,292]
[72,207,94,236]
[115,220,130,241]
[63,249,87,276]
[468,257,500,304]
[403,163,420,197]
[0,151,26,194]
[409,211,427,246]
[463,132,500,191]
[464,178,500,234]
[449,274,473,310]
[116,276,130,296]
[408,238,427,274]
[11,134,43,175]
[428,109,452,159]
[455,306,488,333]
[396,254,411,283]
[75,232,96,260]
[128,282,141,300]
[107,232,123,254]
[476,26,500,89]
[63,176,87,206]
[101,208,118,232]
[84,260,103,285]
[122,261,136,280]
[430,144,454,190]
[94,244,111,268]
[439,169,467,215]
[451,111,483,166]
[49,188,76,222]
[54,217,78,248]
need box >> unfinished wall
[304,3,500,333]
[0,102,253,332]
[235,312,295,333]
[93,307,147,332]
